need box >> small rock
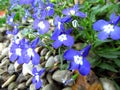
[42,83,60,90]
[35,46,43,53]
[40,48,48,56]
[45,51,52,60]
[52,70,72,85]
[46,73,54,84]
[0,43,5,54]
[100,78,116,90]
[45,56,55,67]
[17,82,27,90]
[2,75,16,88]
[8,82,17,90]
[14,61,22,72]
[62,87,72,90]
[1,47,9,56]
[30,84,36,90]
[54,55,60,62]
[26,77,32,86]
[41,79,48,87]
[8,64,15,74]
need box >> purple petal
[52,40,62,49]
[32,52,40,65]
[38,69,45,76]
[110,26,120,40]
[75,11,87,18]
[63,35,74,47]
[110,13,117,24]
[62,8,71,15]
[93,20,109,31]
[61,16,72,23]
[32,77,36,83]
[10,54,17,62]
[35,80,42,89]
[17,56,24,64]
[64,49,79,61]
[68,61,79,70]
[32,67,37,74]
[80,45,91,57]
[51,29,61,40]
[98,31,109,40]
[78,58,90,76]
[31,37,40,48]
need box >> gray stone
[40,48,48,56]
[26,77,32,86]
[62,87,72,90]
[17,82,27,90]
[46,73,54,84]
[30,84,36,90]
[8,82,17,90]
[2,75,16,88]
[45,51,52,60]
[45,56,55,67]
[8,64,15,74]
[52,70,73,85]
[42,83,59,90]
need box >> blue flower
[32,67,45,89]
[62,4,86,19]
[93,13,120,40]
[52,28,74,49]
[7,13,15,25]
[19,0,33,5]
[10,37,40,65]
[64,45,91,76]
[33,19,50,34]
[23,37,40,65]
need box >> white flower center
[38,21,45,29]
[58,22,61,30]
[70,10,75,15]
[27,48,34,57]
[10,18,13,22]
[35,73,40,82]
[16,48,22,56]
[46,6,51,10]
[103,24,114,33]
[74,55,83,65]
[58,34,67,42]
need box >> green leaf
[114,59,120,68]
[98,63,118,72]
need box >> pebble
[1,47,9,56]
[100,78,116,90]
[40,48,48,56]
[45,51,52,60]
[17,82,27,90]
[42,83,59,90]
[0,43,5,54]
[2,75,16,88]
[52,70,72,84]
[30,84,36,90]
[62,87,72,90]
[26,77,32,86]
[46,73,54,84]
[8,82,17,90]
[45,56,55,67]
[8,64,15,74]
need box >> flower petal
[78,58,90,76]
[17,56,24,64]
[75,11,87,18]
[64,49,79,61]
[68,61,79,70]
[52,40,62,49]
[32,67,37,74]
[31,37,40,48]
[93,20,109,31]
[98,31,109,40]
[32,52,40,65]
[63,35,74,47]
[110,26,120,40]
[62,8,70,15]
[10,54,17,62]
[35,80,42,89]
[32,77,36,83]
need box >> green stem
[59,48,63,70]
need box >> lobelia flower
[10,37,40,65]
[7,13,15,25]
[32,67,45,89]
[23,37,40,65]
[33,19,50,34]
[64,45,91,76]
[93,13,120,40]
[51,28,74,49]
[19,0,33,5]
[62,4,86,21]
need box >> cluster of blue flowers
[8,0,120,89]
